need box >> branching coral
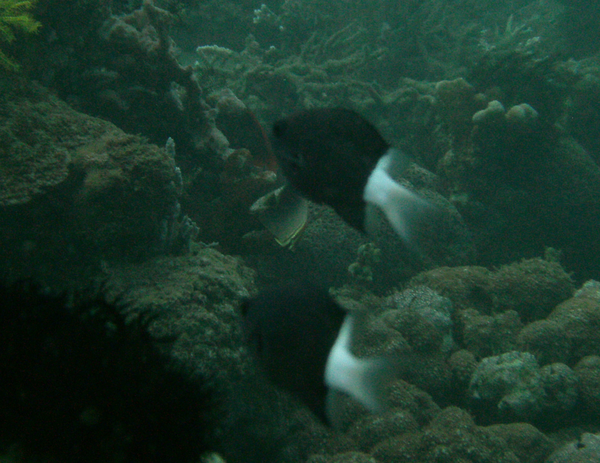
[0,0,40,71]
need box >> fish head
[271,117,311,182]
[271,109,390,210]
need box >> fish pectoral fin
[324,315,397,424]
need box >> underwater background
[1,0,600,462]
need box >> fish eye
[272,120,288,138]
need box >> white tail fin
[363,149,432,247]
[324,315,396,423]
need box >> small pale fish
[249,185,308,249]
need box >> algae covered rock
[488,258,574,322]
[372,406,520,463]
[469,351,578,424]
[486,423,554,463]
[574,355,600,420]
[0,76,184,287]
[408,258,573,320]
[459,309,523,358]
[384,285,455,354]
[547,433,600,463]
[436,73,600,280]
[517,319,572,366]
[519,281,600,366]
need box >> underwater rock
[547,433,600,463]
[105,249,255,379]
[435,78,482,150]
[472,100,539,128]
[486,423,553,463]
[88,1,212,159]
[408,265,493,312]
[574,356,600,419]
[448,349,479,393]
[347,409,420,453]
[504,103,539,126]
[467,50,567,124]
[372,406,519,463]
[196,146,279,249]
[384,286,454,354]
[0,76,183,288]
[472,100,506,125]
[436,74,600,280]
[387,380,441,427]
[409,257,573,320]
[459,309,523,358]
[469,351,578,424]
[339,286,456,403]
[488,258,574,322]
[519,282,600,366]
[470,351,541,420]
[518,319,572,366]
[347,243,381,283]
[574,279,600,300]
[105,250,353,463]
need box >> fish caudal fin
[363,149,431,248]
[324,315,396,424]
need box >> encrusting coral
[0,0,40,71]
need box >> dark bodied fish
[272,108,431,247]
[241,280,396,426]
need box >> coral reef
[518,281,600,366]
[4,0,600,462]
[574,356,600,420]
[371,407,520,463]
[459,309,523,358]
[435,69,600,279]
[348,243,381,283]
[409,257,574,318]
[105,251,353,463]
[487,423,554,463]
[0,75,183,287]
[469,351,578,424]
[383,286,455,356]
